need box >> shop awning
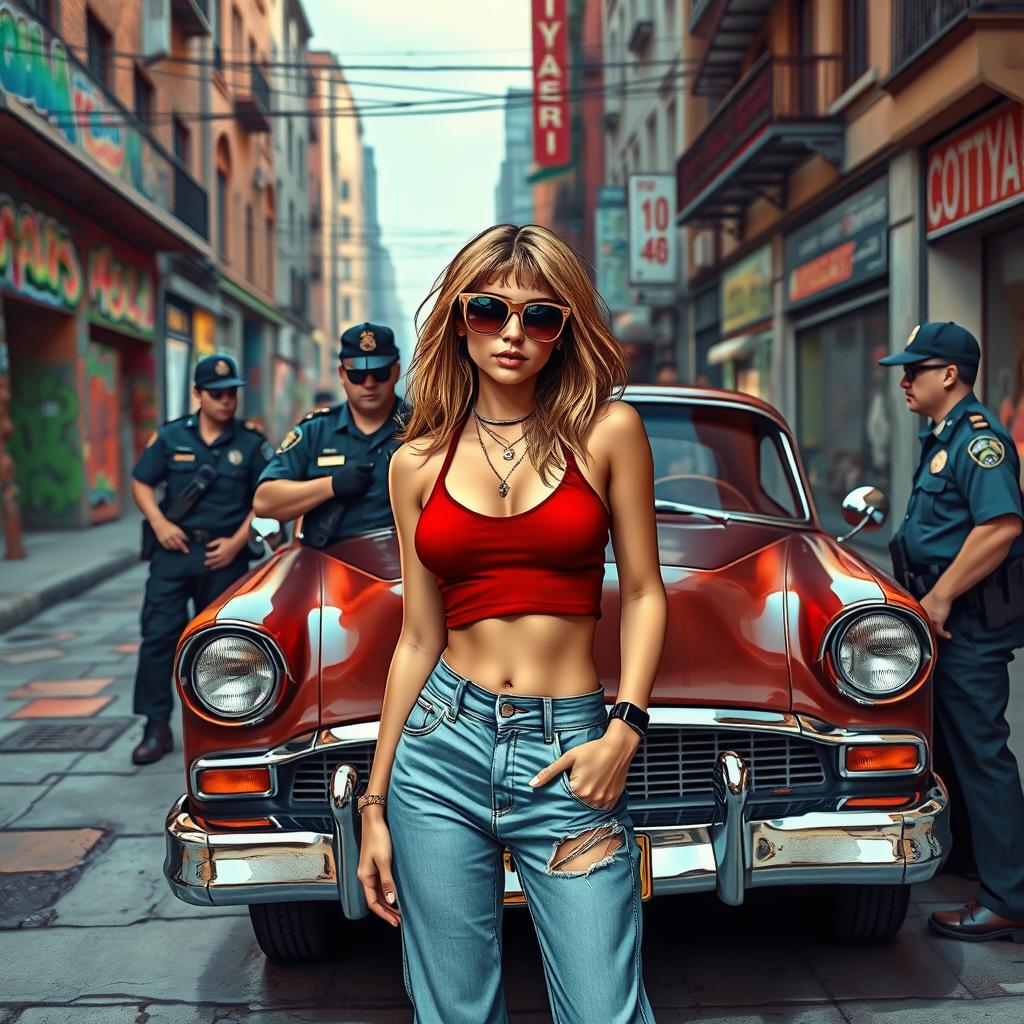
[706,333,758,365]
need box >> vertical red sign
[532,0,570,167]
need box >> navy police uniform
[258,322,407,546]
[132,355,272,723]
[882,323,1024,922]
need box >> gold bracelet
[357,793,387,814]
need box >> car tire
[248,901,338,965]
[828,884,911,942]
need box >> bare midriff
[442,614,601,696]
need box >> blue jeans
[388,655,656,1024]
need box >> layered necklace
[472,405,534,497]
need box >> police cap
[194,354,246,389]
[878,321,981,367]
[339,322,400,370]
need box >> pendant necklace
[474,417,528,496]
[476,418,526,461]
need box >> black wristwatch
[607,702,650,738]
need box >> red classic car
[164,386,950,964]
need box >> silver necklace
[474,417,528,496]
[476,418,527,461]
[472,404,534,426]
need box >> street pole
[0,294,26,559]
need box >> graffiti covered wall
[84,341,120,523]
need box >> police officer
[881,321,1024,941]
[130,354,272,765]
[254,322,406,546]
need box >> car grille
[287,727,826,805]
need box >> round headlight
[835,612,923,699]
[191,634,278,718]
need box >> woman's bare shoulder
[391,433,445,501]
[589,399,645,448]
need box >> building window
[173,116,191,166]
[287,119,293,171]
[26,1,58,27]
[298,138,304,178]
[86,10,112,86]
[645,112,657,170]
[217,171,229,260]
[341,216,351,240]
[342,295,352,321]
[665,98,677,164]
[341,257,352,282]
[134,69,154,122]
[265,215,274,288]
[845,0,869,86]
[340,179,350,201]
[245,204,254,280]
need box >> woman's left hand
[529,718,641,810]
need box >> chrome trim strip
[164,779,950,908]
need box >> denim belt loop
[542,697,554,744]
[448,674,468,722]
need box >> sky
[304,1,533,356]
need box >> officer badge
[277,427,303,453]
[215,359,230,376]
[260,441,275,461]
[905,324,920,347]
[930,450,947,474]
[359,329,377,352]
[227,449,243,465]
[967,435,1005,468]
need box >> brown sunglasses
[458,292,572,344]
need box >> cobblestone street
[1,565,1022,1023]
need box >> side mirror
[249,516,286,554]
[837,486,889,544]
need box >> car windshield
[630,400,808,522]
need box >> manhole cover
[0,719,133,752]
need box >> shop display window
[797,301,890,539]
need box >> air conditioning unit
[141,0,171,61]
[693,230,715,270]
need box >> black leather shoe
[131,720,174,765]
[929,901,1024,942]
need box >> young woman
[356,224,666,1024]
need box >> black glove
[331,462,374,500]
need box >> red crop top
[414,424,610,629]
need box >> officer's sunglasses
[458,292,572,343]
[205,387,238,400]
[904,362,952,383]
[344,364,394,385]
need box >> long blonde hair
[399,223,629,484]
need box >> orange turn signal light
[844,744,920,773]
[197,767,272,795]
[195,816,274,830]
[842,795,917,809]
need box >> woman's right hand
[357,811,401,927]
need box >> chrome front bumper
[165,758,951,912]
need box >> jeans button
[499,702,516,718]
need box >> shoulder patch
[276,426,303,454]
[303,406,333,421]
[966,434,1005,468]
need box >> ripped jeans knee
[546,819,624,876]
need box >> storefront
[785,176,891,538]
[924,101,1024,476]
[691,282,721,387]
[1,171,158,528]
[710,244,774,401]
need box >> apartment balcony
[689,0,775,97]
[676,54,844,230]
[886,1,1024,92]
[1,0,208,249]
[173,0,212,37]
[235,62,272,133]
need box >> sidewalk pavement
[0,514,143,634]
